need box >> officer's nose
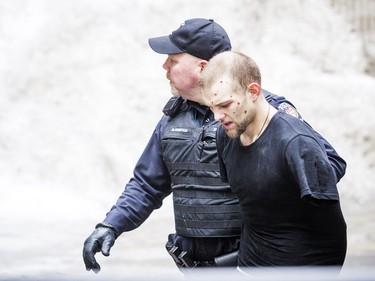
[162,61,168,71]
[163,57,171,71]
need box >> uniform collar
[187,100,211,116]
[186,100,214,124]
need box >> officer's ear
[199,60,208,72]
[247,83,261,101]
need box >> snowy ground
[0,0,374,280]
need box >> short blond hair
[201,51,261,93]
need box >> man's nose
[213,111,225,122]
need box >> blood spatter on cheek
[233,101,242,114]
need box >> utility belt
[165,241,238,269]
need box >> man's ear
[247,83,261,101]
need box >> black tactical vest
[161,101,242,237]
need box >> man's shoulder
[275,112,321,143]
[276,111,305,130]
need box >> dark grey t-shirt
[217,110,347,267]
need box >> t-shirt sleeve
[285,135,339,202]
[265,89,347,183]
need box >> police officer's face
[163,53,206,103]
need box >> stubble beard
[225,111,254,139]
[170,84,180,97]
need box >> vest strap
[173,189,235,199]
[166,162,219,171]
[171,176,226,186]
[174,203,239,213]
[175,218,242,229]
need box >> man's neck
[240,104,276,146]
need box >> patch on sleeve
[278,102,301,120]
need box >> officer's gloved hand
[83,222,117,273]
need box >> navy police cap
[148,18,232,61]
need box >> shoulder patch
[278,102,301,120]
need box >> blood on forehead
[208,78,233,105]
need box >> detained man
[200,51,347,271]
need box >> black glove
[83,222,117,273]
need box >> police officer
[83,18,346,273]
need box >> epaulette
[263,89,276,103]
